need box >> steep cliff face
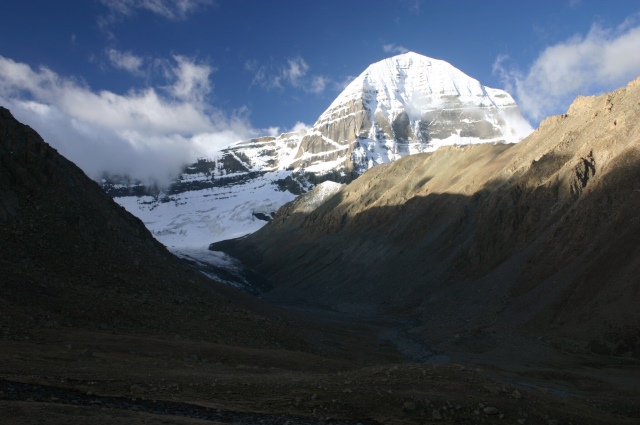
[291,52,531,174]
[216,77,640,356]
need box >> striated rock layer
[294,51,531,174]
[216,76,640,358]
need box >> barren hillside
[218,77,640,359]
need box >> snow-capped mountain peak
[305,52,532,176]
[105,52,532,250]
[327,52,497,111]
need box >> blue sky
[1,0,640,183]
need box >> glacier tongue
[113,170,298,250]
[106,52,532,250]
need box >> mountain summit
[296,52,532,174]
[104,52,531,248]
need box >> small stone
[499,414,505,419]
[403,401,416,411]
[518,420,526,424]
[432,410,442,420]
[484,406,500,415]
[512,390,522,399]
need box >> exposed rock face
[103,52,530,248]
[216,77,640,357]
[291,52,532,174]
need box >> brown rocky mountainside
[217,77,640,360]
[2,93,640,423]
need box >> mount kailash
[103,52,532,250]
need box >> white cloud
[308,75,329,94]
[383,43,409,55]
[261,121,309,137]
[283,57,309,86]
[99,0,213,21]
[288,121,310,133]
[264,126,280,137]
[0,55,256,186]
[98,0,214,38]
[246,56,329,94]
[494,20,640,123]
[107,48,144,74]
[168,55,213,102]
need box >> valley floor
[2,306,639,425]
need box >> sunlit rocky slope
[216,76,640,358]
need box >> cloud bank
[0,55,257,186]
[494,19,640,123]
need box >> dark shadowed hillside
[0,106,307,350]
